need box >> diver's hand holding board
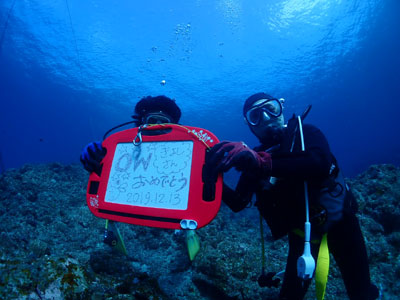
[86,124,222,229]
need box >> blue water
[1,0,399,177]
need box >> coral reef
[0,163,399,299]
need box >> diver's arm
[222,172,258,212]
[270,124,332,179]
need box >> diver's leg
[328,212,378,300]
[279,233,316,300]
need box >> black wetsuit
[222,124,378,300]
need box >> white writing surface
[104,141,194,210]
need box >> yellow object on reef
[105,220,127,256]
[186,230,200,261]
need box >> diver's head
[132,95,181,126]
[243,92,285,145]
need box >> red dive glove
[207,141,272,175]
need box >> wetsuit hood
[133,95,181,126]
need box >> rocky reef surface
[0,163,399,299]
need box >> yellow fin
[107,221,127,256]
[315,233,329,300]
[186,230,200,261]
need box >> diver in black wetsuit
[80,95,182,253]
[204,92,379,300]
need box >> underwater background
[1,0,400,299]
[1,0,400,176]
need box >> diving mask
[142,112,173,124]
[245,98,283,126]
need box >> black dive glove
[80,141,106,175]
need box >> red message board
[86,124,222,229]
